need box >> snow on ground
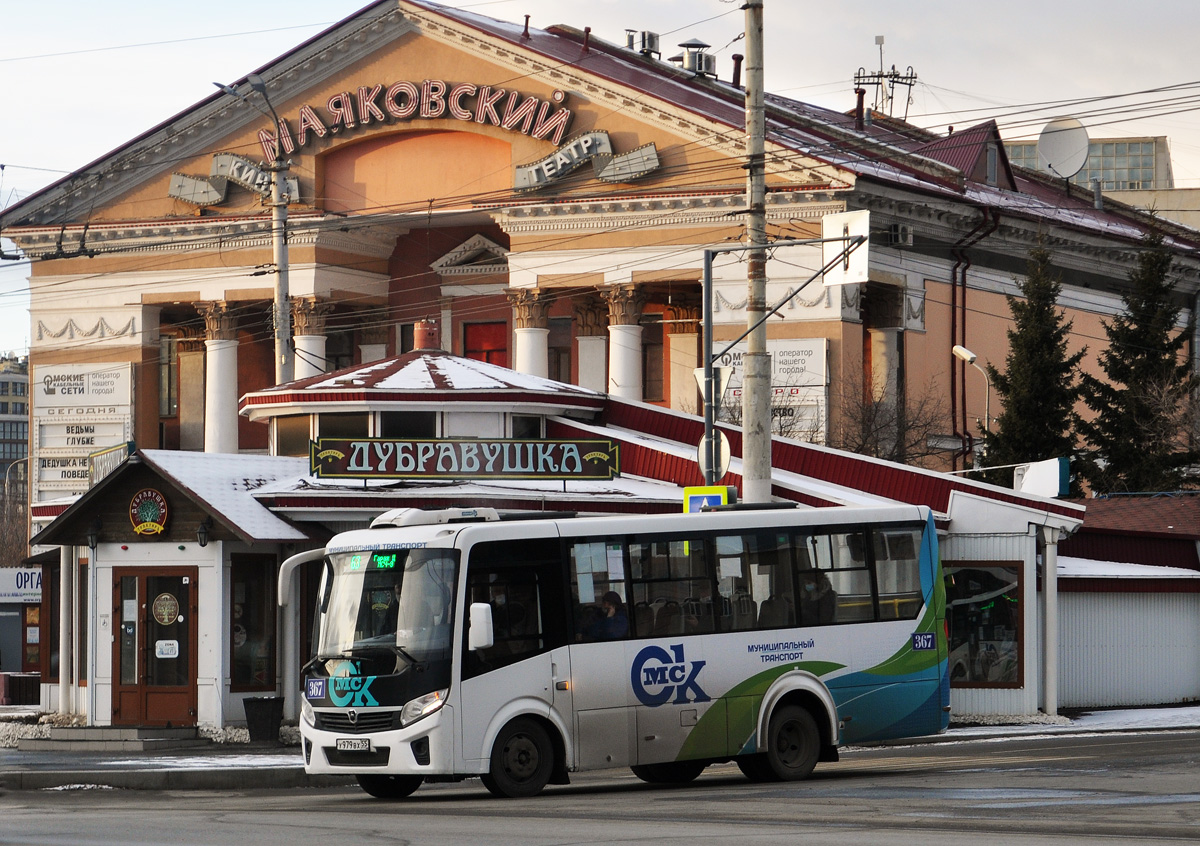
[946,705,1200,738]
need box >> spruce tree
[1075,229,1198,493]
[980,241,1084,489]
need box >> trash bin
[244,696,285,744]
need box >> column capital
[664,295,702,335]
[291,296,334,336]
[196,301,237,341]
[574,295,608,337]
[507,287,551,330]
[600,284,645,327]
[175,326,207,353]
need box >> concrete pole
[741,0,772,502]
[269,160,293,385]
[1042,525,1059,716]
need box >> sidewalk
[2,704,1198,792]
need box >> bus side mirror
[469,602,494,651]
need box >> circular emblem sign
[152,593,180,626]
[129,488,169,535]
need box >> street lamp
[952,344,991,431]
[214,75,293,385]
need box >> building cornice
[7,214,399,262]
[495,190,847,235]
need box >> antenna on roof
[852,36,917,120]
[1036,117,1089,181]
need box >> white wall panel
[1060,592,1200,709]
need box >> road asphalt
[2,704,1198,792]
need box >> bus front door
[459,560,572,765]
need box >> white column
[1042,525,1059,716]
[291,297,333,380]
[601,285,645,401]
[608,324,643,400]
[58,545,73,716]
[577,336,607,392]
[514,327,549,378]
[294,335,327,379]
[204,339,239,453]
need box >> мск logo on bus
[630,644,710,706]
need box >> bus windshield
[319,548,458,668]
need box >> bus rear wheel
[630,760,706,784]
[355,773,423,799]
[735,753,779,782]
[765,705,820,781]
[481,718,554,798]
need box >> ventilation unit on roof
[679,38,716,77]
[626,29,660,56]
[887,223,913,248]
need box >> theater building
[4,1,1199,727]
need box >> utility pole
[246,73,295,386]
[742,0,771,502]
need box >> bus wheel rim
[503,734,539,780]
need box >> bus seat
[633,601,654,636]
[758,595,793,628]
[732,594,757,629]
[654,601,682,635]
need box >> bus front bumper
[300,705,455,777]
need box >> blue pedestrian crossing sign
[683,485,738,513]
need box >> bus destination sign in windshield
[309,437,620,481]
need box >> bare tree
[0,466,29,568]
[709,378,948,469]
[825,377,949,469]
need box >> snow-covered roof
[242,350,606,419]
[139,450,310,543]
[1058,556,1200,580]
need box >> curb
[2,768,357,791]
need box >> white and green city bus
[280,503,948,798]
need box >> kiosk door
[112,568,198,726]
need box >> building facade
[2,2,1198,495]
[3,1,1200,726]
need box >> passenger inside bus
[583,591,628,640]
[798,570,836,624]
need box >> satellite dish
[1036,118,1089,179]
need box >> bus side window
[629,537,711,636]
[812,532,874,623]
[571,540,630,642]
[875,529,923,620]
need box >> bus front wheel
[765,705,820,781]
[355,773,423,799]
[481,718,554,798]
[630,760,706,784]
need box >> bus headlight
[301,697,315,726]
[400,689,448,727]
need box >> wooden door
[112,568,198,726]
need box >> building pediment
[431,235,509,276]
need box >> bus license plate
[336,738,372,752]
